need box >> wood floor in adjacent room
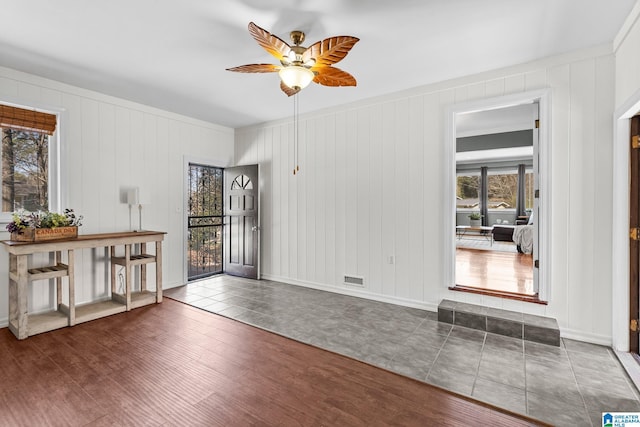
[0,299,545,426]
[456,247,535,296]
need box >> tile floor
[164,274,640,427]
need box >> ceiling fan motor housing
[290,30,305,45]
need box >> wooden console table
[2,230,165,339]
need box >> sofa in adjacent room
[493,225,516,242]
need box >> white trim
[182,156,232,284]
[0,65,234,134]
[0,95,67,222]
[614,350,640,395]
[614,0,640,52]
[560,328,612,347]
[444,89,552,302]
[612,87,640,352]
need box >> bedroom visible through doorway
[450,96,544,302]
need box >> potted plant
[6,208,83,242]
[468,212,483,227]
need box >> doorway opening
[454,104,537,298]
[185,163,260,282]
[629,114,640,355]
[613,92,640,354]
[445,90,551,303]
[187,163,223,281]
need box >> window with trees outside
[487,169,534,210]
[524,170,534,210]
[456,173,480,210]
[0,104,58,215]
[487,170,517,209]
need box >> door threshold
[449,285,547,305]
[613,350,640,393]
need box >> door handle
[252,226,260,232]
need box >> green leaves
[5,208,83,232]
[39,212,68,228]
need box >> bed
[512,225,534,254]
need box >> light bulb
[279,66,314,90]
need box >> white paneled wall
[615,1,640,107]
[611,0,640,351]
[237,46,616,344]
[0,66,234,326]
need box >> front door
[630,115,640,354]
[223,165,259,279]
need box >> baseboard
[163,281,186,290]
[261,274,439,313]
[559,328,612,347]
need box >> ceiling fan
[227,22,359,96]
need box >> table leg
[110,246,116,296]
[11,254,29,339]
[155,241,163,303]
[55,251,62,310]
[68,249,75,326]
[125,244,132,311]
[141,243,147,292]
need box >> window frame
[0,99,65,225]
[486,167,518,211]
[455,171,481,212]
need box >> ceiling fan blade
[302,36,359,67]
[312,66,357,87]
[226,64,281,73]
[248,22,291,62]
[280,81,300,97]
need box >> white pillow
[528,211,534,225]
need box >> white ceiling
[0,0,635,129]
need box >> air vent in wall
[344,275,364,287]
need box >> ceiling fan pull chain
[296,93,300,173]
[293,93,297,175]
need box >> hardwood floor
[0,299,546,426]
[456,247,535,295]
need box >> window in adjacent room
[0,103,58,215]
[487,169,518,209]
[524,169,534,211]
[456,173,480,211]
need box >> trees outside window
[187,164,223,280]
[487,171,518,209]
[525,170,534,210]
[456,174,479,209]
[1,128,49,212]
[458,167,532,215]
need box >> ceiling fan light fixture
[279,66,314,90]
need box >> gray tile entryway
[165,275,640,427]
